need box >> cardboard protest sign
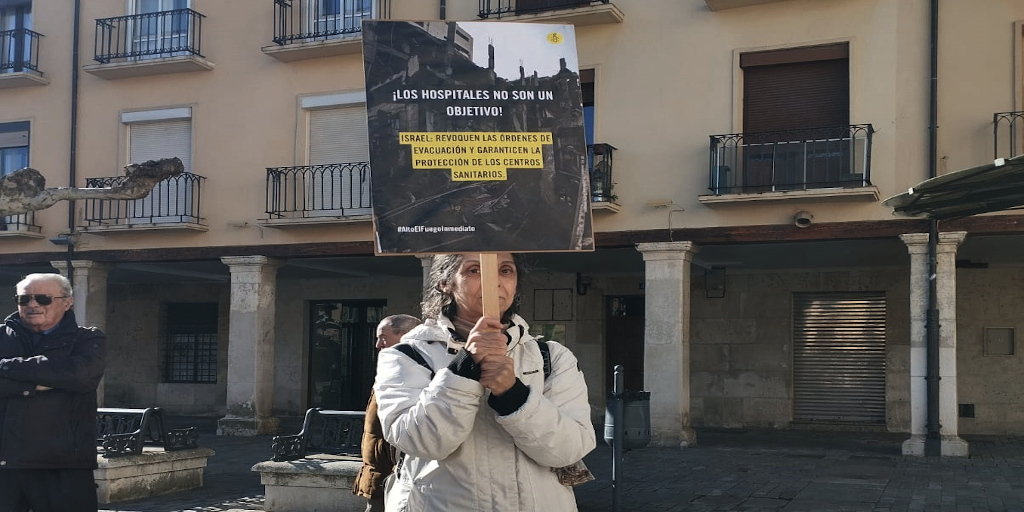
[362,20,594,255]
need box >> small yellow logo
[546,32,564,44]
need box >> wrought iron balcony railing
[708,124,874,195]
[0,28,42,73]
[93,9,205,64]
[0,211,40,233]
[589,143,616,202]
[994,111,1024,159]
[266,163,372,219]
[83,172,205,227]
[272,0,389,45]
[479,0,608,18]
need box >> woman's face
[445,252,518,322]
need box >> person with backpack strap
[374,253,595,512]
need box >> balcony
[81,172,207,232]
[703,124,878,204]
[0,28,48,88]
[478,0,624,26]
[263,163,372,225]
[263,0,390,62]
[589,143,619,212]
[994,111,1024,159]
[0,212,42,238]
[84,9,213,80]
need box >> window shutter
[308,105,368,165]
[128,118,192,219]
[129,118,192,172]
[307,105,371,214]
[742,43,850,136]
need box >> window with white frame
[303,92,371,215]
[122,107,193,221]
[0,121,28,176]
[131,0,191,58]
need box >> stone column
[636,241,699,448]
[51,260,111,406]
[900,231,968,457]
[219,256,283,436]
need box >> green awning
[882,155,1024,220]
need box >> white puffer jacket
[374,314,595,512]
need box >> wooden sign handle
[480,253,500,319]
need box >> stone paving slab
[99,420,1024,512]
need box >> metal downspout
[439,0,446,20]
[925,0,940,457]
[64,0,82,284]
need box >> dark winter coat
[352,390,397,499]
[0,310,107,469]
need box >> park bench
[271,407,365,461]
[93,407,212,504]
[254,407,368,512]
[96,407,198,456]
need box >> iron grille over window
[164,302,218,383]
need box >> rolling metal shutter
[793,292,886,423]
[741,43,849,138]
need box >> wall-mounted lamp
[705,267,726,298]
[576,273,592,296]
[48,234,75,247]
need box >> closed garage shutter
[793,292,886,424]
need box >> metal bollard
[611,365,624,512]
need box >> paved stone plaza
[101,419,1024,512]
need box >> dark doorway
[604,295,645,392]
[308,300,386,410]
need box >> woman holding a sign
[374,252,595,511]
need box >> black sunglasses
[14,294,69,306]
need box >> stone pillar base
[902,434,926,456]
[942,435,970,457]
[649,427,697,448]
[218,416,280,436]
[902,434,969,457]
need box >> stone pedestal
[636,241,699,448]
[94,447,215,504]
[253,457,365,512]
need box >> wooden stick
[479,252,500,318]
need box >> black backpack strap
[392,343,435,378]
[537,340,551,379]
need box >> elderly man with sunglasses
[0,273,106,512]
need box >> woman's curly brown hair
[420,253,528,323]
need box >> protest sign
[362,20,594,255]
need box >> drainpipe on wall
[924,0,940,457]
[65,0,81,284]
[439,0,447,20]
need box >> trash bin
[603,391,651,450]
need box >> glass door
[132,0,189,59]
[308,300,386,410]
